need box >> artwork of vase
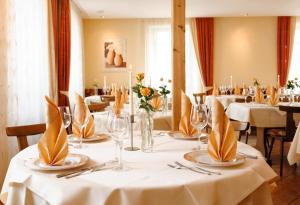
[104,40,127,70]
[114,54,123,67]
[106,46,115,65]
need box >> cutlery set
[168,161,222,175]
[56,163,107,179]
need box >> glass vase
[289,89,295,103]
[139,110,154,153]
[162,95,168,113]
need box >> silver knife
[56,163,105,178]
[65,163,106,179]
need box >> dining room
[1,0,300,204]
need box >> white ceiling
[73,0,300,19]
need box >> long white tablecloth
[1,134,277,205]
[205,95,245,109]
[226,102,300,153]
[288,123,300,165]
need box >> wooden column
[171,0,185,130]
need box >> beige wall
[214,17,277,86]
[84,17,278,89]
[84,19,145,88]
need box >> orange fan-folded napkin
[38,96,68,166]
[179,91,197,137]
[268,87,279,106]
[212,84,218,96]
[151,95,161,111]
[234,86,240,95]
[72,93,95,138]
[120,86,128,105]
[266,85,271,95]
[255,88,264,103]
[113,89,123,116]
[208,99,237,161]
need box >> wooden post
[171,0,185,130]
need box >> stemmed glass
[107,112,129,170]
[190,104,208,150]
[72,104,90,149]
[58,106,71,129]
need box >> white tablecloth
[226,102,300,153]
[84,95,102,105]
[205,95,245,109]
[1,134,277,205]
[93,111,172,131]
[287,123,300,165]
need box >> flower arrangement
[158,77,171,97]
[286,78,299,90]
[253,78,260,87]
[132,73,156,113]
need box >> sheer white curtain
[144,19,203,98]
[0,0,50,187]
[69,1,84,106]
[289,17,300,93]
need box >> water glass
[190,104,208,150]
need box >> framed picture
[104,39,127,71]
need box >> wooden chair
[230,120,250,144]
[235,98,246,103]
[264,105,300,176]
[193,93,206,105]
[6,123,46,151]
[88,102,109,112]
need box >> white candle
[129,65,134,115]
[277,75,280,87]
[230,75,233,87]
[103,76,107,89]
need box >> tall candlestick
[277,75,280,87]
[230,75,233,87]
[103,76,107,89]
[129,65,134,115]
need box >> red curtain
[195,18,214,87]
[50,0,71,106]
[277,16,291,87]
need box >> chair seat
[266,129,286,137]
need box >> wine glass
[72,104,90,149]
[108,112,129,170]
[190,104,208,150]
[58,106,71,129]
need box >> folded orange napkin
[120,86,128,105]
[266,85,271,95]
[212,84,218,96]
[234,86,240,95]
[268,87,279,106]
[151,94,162,111]
[208,99,237,161]
[111,84,116,96]
[113,89,123,116]
[72,93,95,138]
[179,91,197,137]
[255,88,264,103]
[38,96,68,165]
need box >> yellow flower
[140,87,151,97]
[136,73,145,82]
[168,79,172,83]
[160,77,164,82]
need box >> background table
[226,102,300,153]
[1,134,276,205]
[287,123,300,165]
[205,95,245,109]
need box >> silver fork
[168,163,209,175]
[65,163,106,179]
[175,161,222,175]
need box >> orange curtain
[277,16,291,87]
[195,18,214,87]
[50,0,71,106]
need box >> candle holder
[125,114,140,151]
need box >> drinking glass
[107,112,129,170]
[58,106,71,129]
[190,104,208,150]
[72,104,90,149]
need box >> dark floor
[267,140,300,205]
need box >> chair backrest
[6,123,46,151]
[279,105,300,141]
[230,120,250,131]
[193,93,206,105]
[88,102,108,112]
[100,95,115,103]
[235,98,245,103]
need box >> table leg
[256,128,265,154]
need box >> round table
[1,133,276,205]
[205,95,245,109]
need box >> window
[145,20,203,97]
[289,17,300,86]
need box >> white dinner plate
[25,154,89,171]
[68,134,109,143]
[184,150,245,167]
[168,131,208,141]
